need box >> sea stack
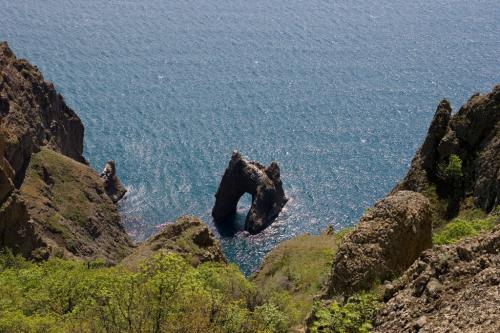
[212,151,287,234]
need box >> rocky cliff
[0,42,132,263]
[393,85,500,217]
[321,86,500,297]
[374,225,500,333]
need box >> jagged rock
[0,112,15,205]
[212,151,287,234]
[394,85,500,215]
[0,42,85,186]
[325,191,432,297]
[0,192,46,259]
[122,216,225,269]
[100,160,127,203]
[420,100,452,172]
[373,225,500,333]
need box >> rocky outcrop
[374,225,500,333]
[18,148,133,263]
[122,216,225,269]
[212,151,287,234]
[0,192,44,259]
[394,86,500,216]
[0,42,133,263]
[100,160,127,203]
[0,42,84,186]
[325,191,432,297]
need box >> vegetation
[444,154,463,179]
[251,231,341,329]
[0,251,288,333]
[433,211,498,245]
[18,147,131,262]
[308,292,381,333]
[421,184,448,227]
[20,147,117,229]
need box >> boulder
[325,191,432,297]
[122,216,225,269]
[212,151,287,234]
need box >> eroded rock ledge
[212,151,287,234]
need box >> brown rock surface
[122,216,225,269]
[0,42,85,185]
[212,151,287,234]
[100,160,127,203]
[0,192,44,259]
[374,226,500,333]
[394,85,500,216]
[325,191,432,297]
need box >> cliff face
[322,86,500,297]
[0,42,84,186]
[394,86,500,216]
[0,42,132,263]
[302,87,499,332]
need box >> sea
[1,0,499,274]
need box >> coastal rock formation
[212,151,287,234]
[18,148,133,263]
[394,85,500,216]
[100,160,127,203]
[374,225,500,333]
[325,191,432,297]
[122,216,225,269]
[0,42,133,263]
[0,42,85,186]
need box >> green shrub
[433,216,496,245]
[308,292,380,333]
[445,154,463,179]
[0,252,288,333]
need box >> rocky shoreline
[1,41,498,332]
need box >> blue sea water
[1,0,499,274]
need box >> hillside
[0,42,498,333]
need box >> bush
[0,252,288,333]
[445,154,463,179]
[433,215,496,245]
[308,292,380,333]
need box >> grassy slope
[19,147,131,262]
[252,231,342,329]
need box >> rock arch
[212,151,287,234]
